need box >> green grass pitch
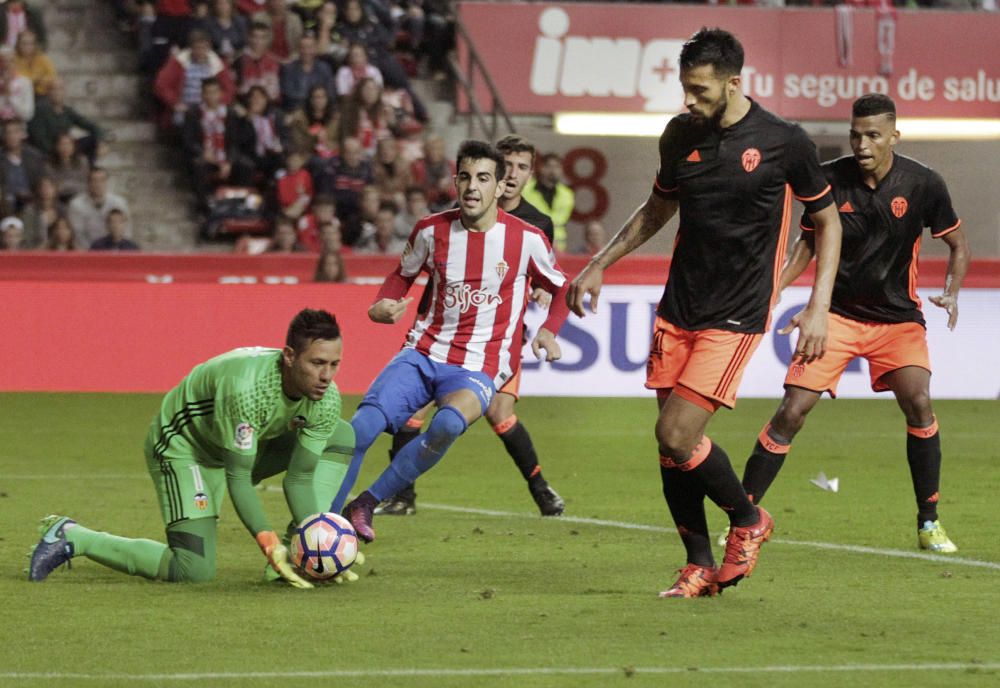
[2,392,998,687]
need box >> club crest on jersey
[495,260,509,279]
[234,422,254,450]
[891,196,908,218]
[193,492,208,511]
[741,148,762,172]
[288,415,307,431]
[444,282,502,313]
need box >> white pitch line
[2,662,999,681]
[419,502,1000,572]
[8,476,999,572]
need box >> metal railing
[447,12,516,140]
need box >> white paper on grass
[810,471,839,493]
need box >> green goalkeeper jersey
[146,347,342,535]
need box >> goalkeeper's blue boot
[28,515,76,582]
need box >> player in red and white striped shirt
[340,140,571,543]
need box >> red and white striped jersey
[379,208,569,387]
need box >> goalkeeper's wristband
[255,530,280,555]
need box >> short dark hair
[495,134,536,164]
[313,193,336,207]
[286,309,341,351]
[456,139,506,181]
[680,27,744,78]
[852,93,896,122]
[201,76,220,91]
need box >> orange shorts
[498,367,521,400]
[785,312,930,397]
[645,317,763,409]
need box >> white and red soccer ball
[290,512,359,580]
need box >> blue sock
[330,405,388,512]
[369,406,467,501]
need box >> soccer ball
[290,512,359,580]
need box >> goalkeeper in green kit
[28,309,358,588]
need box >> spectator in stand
[236,22,281,102]
[337,0,427,121]
[242,84,284,180]
[343,182,378,247]
[410,133,454,211]
[20,175,62,246]
[28,79,105,162]
[12,29,54,96]
[0,1,46,52]
[183,76,254,207]
[43,214,78,251]
[287,83,339,160]
[354,199,404,254]
[235,0,266,15]
[1,118,44,211]
[143,1,195,74]
[279,32,335,112]
[318,216,349,255]
[325,135,371,230]
[313,248,346,282]
[289,0,324,27]
[419,0,454,80]
[522,153,575,252]
[339,77,389,157]
[296,191,336,252]
[275,148,314,221]
[267,213,306,252]
[252,0,303,62]
[314,1,347,68]
[67,167,131,249]
[154,28,235,128]
[576,219,607,256]
[47,132,90,203]
[0,48,32,122]
[397,184,427,240]
[334,42,381,99]
[0,214,25,249]
[90,208,141,251]
[372,136,410,208]
[206,0,248,65]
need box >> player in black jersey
[376,134,565,518]
[739,94,969,553]
[569,28,843,597]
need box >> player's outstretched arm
[778,234,816,294]
[369,297,414,324]
[780,203,842,363]
[224,450,314,589]
[567,193,678,317]
[928,228,969,331]
[530,327,561,362]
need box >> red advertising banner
[1,283,410,394]
[457,2,1000,119]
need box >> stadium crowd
[133,0,459,278]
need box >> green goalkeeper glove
[256,531,313,589]
[331,550,366,584]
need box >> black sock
[660,463,714,568]
[690,440,757,527]
[389,426,420,499]
[907,430,942,527]
[497,421,545,490]
[741,441,789,505]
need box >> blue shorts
[360,348,496,433]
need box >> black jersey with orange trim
[652,100,833,334]
[800,154,960,326]
[653,101,833,333]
